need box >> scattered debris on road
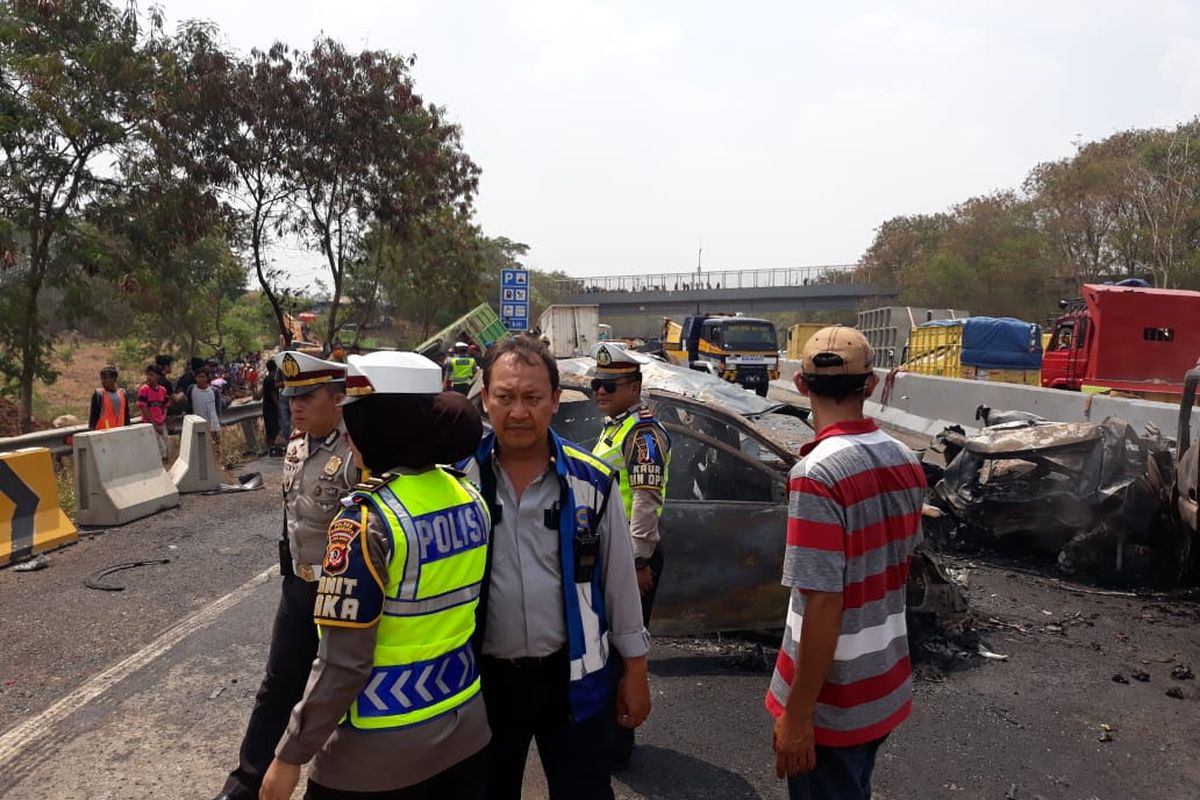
[1166,687,1185,700]
[1170,664,1194,680]
[12,555,49,572]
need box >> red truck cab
[1041,284,1200,398]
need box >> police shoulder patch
[314,508,385,628]
[626,426,667,490]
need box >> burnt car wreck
[926,402,1200,587]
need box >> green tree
[287,38,480,346]
[212,43,305,346]
[380,210,487,340]
[0,0,171,430]
[1127,120,1200,288]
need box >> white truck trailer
[538,304,601,358]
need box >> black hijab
[342,391,482,475]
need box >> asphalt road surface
[2,445,1199,799]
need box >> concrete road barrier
[874,369,1200,442]
[779,359,1200,441]
[74,424,180,527]
[169,415,223,494]
[0,447,77,567]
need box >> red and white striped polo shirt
[765,417,925,747]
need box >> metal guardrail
[554,264,863,294]
[0,401,265,457]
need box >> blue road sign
[500,268,529,330]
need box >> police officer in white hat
[215,351,358,800]
[588,342,671,766]
[260,351,491,800]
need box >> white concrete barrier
[74,424,180,526]
[777,359,1200,441]
[169,415,223,494]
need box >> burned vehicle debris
[927,413,1199,586]
[1177,368,1199,537]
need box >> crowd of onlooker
[86,353,266,467]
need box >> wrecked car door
[647,392,793,635]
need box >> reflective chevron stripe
[356,644,478,718]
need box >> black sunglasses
[590,377,635,393]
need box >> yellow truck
[662,314,780,396]
[904,317,1042,385]
[785,323,827,360]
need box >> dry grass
[55,457,76,519]
[38,338,122,421]
[216,419,263,469]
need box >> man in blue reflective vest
[463,336,651,800]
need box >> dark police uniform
[215,352,357,800]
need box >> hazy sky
[158,0,1200,284]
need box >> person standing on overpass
[444,341,478,395]
[587,342,671,766]
[767,326,925,800]
[213,351,358,800]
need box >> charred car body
[927,408,1199,586]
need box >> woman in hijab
[261,352,490,800]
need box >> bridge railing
[554,264,863,295]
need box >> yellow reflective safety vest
[592,404,670,519]
[317,467,490,731]
[449,356,476,385]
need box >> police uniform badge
[281,353,301,380]
[323,517,358,576]
[596,346,613,367]
[324,455,343,476]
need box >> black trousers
[221,574,319,799]
[610,543,664,766]
[304,747,488,800]
[480,651,613,800]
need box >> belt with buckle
[484,649,566,669]
[294,562,323,582]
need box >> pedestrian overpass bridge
[554,266,897,337]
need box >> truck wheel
[755,384,768,397]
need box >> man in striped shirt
[767,326,925,800]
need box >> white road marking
[0,564,279,769]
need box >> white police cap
[341,351,442,405]
[278,351,347,397]
[589,342,647,378]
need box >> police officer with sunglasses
[587,343,671,766]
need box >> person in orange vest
[88,366,130,430]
